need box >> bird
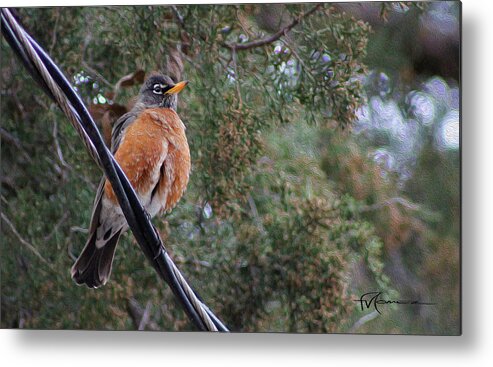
[71,73,191,288]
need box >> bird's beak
[165,81,189,95]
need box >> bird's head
[137,74,188,110]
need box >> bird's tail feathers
[71,228,122,288]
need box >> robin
[71,74,191,288]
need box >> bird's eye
[152,84,163,95]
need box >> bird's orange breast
[104,108,190,214]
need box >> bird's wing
[85,111,138,233]
[110,110,139,153]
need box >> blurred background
[1,2,460,334]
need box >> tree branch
[223,4,323,51]
[43,211,69,242]
[359,197,423,213]
[52,119,72,174]
[171,5,186,30]
[81,61,113,89]
[0,127,32,163]
[138,301,153,330]
[348,310,379,333]
[127,298,160,331]
[1,212,54,270]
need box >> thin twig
[359,197,423,213]
[81,61,113,89]
[174,256,212,268]
[1,176,16,191]
[127,298,160,331]
[0,127,22,147]
[170,5,186,30]
[247,194,266,235]
[70,226,89,234]
[231,48,243,109]
[1,195,10,207]
[280,36,317,84]
[223,4,323,51]
[45,156,63,177]
[236,6,255,39]
[170,4,208,46]
[73,172,98,191]
[138,301,153,330]
[49,9,60,53]
[0,127,32,162]
[11,88,28,121]
[43,211,69,242]
[66,240,77,261]
[1,212,54,270]
[52,119,72,172]
[348,310,379,333]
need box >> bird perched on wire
[71,74,190,288]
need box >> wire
[1,8,228,332]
